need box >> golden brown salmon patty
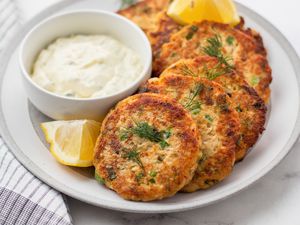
[154,21,272,102]
[140,75,240,191]
[118,0,170,36]
[94,93,201,201]
[160,57,266,161]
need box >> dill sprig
[203,34,234,72]
[181,63,198,77]
[184,84,203,115]
[120,122,171,149]
[204,62,228,80]
[122,149,144,170]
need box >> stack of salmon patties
[93,0,270,201]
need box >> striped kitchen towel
[0,0,73,224]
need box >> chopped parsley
[149,178,156,184]
[135,172,144,182]
[150,171,157,177]
[205,114,214,123]
[226,36,235,45]
[119,132,129,141]
[185,25,199,40]
[95,172,105,184]
[251,76,260,86]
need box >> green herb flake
[251,76,260,86]
[135,172,144,182]
[106,167,117,181]
[236,105,243,112]
[149,178,156,184]
[122,149,144,170]
[159,140,170,149]
[185,25,199,40]
[205,114,213,123]
[95,172,105,184]
[226,36,235,45]
[119,130,129,141]
[150,171,157,177]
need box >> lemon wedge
[41,120,101,167]
[167,0,240,26]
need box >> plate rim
[1,0,300,213]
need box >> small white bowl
[19,10,152,121]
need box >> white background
[15,0,300,224]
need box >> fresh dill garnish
[185,25,199,40]
[122,149,144,170]
[95,172,105,184]
[150,171,157,177]
[184,84,203,114]
[119,131,129,141]
[203,34,234,72]
[135,172,144,182]
[204,114,213,123]
[251,76,260,86]
[204,62,227,80]
[122,122,171,149]
[181,63,198,77]
[226,36,235,45]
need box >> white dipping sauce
[31,35,143,98]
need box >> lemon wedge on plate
[41,120,101,167]
[167,0,240,26]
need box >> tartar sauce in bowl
[31,35,143,98]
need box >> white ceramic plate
[1,0,300,213]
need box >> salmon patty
[94,93,201,201]
[140,75,240,191]
[161,57,266,161]
[154,21,272,102]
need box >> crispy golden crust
[140,76,240,191]
[154,21,272,102]
[235,17,267,56]
[94,93,201,201]
[118,0,170,36]
[148,12,182,63]
[160,57,266,161]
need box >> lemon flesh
[41,120,101,167]
[167,0,240,26]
